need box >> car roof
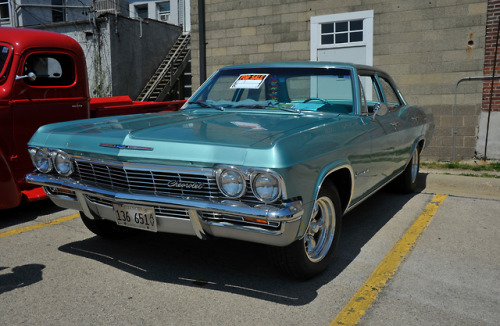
[217,61,387,75]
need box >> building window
[157,1,170,22]
[310,11,373,65]
[51,0,66,23]
[135,4,148,19]
[320,19,363,45]
[0,1,9,21]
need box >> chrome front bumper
[26,173,304,246]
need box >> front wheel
[270,184,342,280]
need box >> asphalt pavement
[1,169,499,325]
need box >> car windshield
[189,67,354,114]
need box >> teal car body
[26,62,434,279]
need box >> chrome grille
[75,160,218,199]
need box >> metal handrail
[453,76,500,161]
[141,34,190,101]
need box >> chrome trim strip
[71,155,215,175]
[317,164,355,213]
[26,172,303,223]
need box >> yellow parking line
[330,194,448,326]
[0,213,80,239]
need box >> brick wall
[191,0,489,161]
[483,0,500,111]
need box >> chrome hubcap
[304,195,336,263]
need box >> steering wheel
[303,98,330,105]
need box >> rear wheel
[270,184,342,280]
[80,212,136,239]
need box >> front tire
[270,184,342,280]
[80,212,136,239]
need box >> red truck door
[11,49,89,173]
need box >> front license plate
[113,204,157,232]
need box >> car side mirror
[371,102,389,120]
[16,72,37,81]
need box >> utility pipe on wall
[198,0,206,84]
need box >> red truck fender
[0,149,22,209]
[90,96,186,118]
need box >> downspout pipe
[453,76,500,161]
[198,0,206,84]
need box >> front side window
[23,53,75,87]
[190,67,354,114]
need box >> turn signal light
[243,217,268,224]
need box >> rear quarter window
[23,53,75,87]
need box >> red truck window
[0,45,12,84]
[23,53,75,87]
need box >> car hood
[30,109,352,167]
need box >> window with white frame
[320,19,363,45]
[157,1,170,22]
[51,0,66,23]
[135,4,148,19]
[0,1,9,21]
[310,11,374,66]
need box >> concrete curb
[417,172,500,200]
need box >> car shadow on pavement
[57,185,422,306]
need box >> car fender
[0,149,22,209]
[405,136,425,166]
[295,160,354,240]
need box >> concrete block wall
[191,0,489,161]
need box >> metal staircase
[137,33,191,102]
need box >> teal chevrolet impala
[26,62,434,279]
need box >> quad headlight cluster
[215,166,283,203]
[28,147,74,176]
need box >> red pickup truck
[0,28,185,209]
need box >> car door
[375,75,414,172]
[358,72,402,191]
[11,49,89,173]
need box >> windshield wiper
[233,104,268,109]
[188,101,224,111]
[233,103,302,114]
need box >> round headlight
[53,151,73,176]
[218,169,246,198]
[252,172,281,203]
[31,148,53,173]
